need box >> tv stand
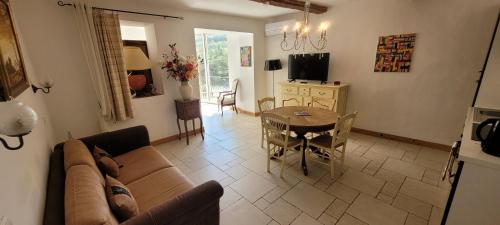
[279,82,349,115]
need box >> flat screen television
[288,53,330,83]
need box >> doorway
[195,30,230,104]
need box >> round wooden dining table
[266,106,338,176]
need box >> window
[121,25,157,98]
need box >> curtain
[73,1,133,121]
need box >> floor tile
[336,214,368,225]
[428,207,443,225]
[255,198,271,210]
[405,214,428,225]
[326,181,360,203]
[393,193,432,219]
[383,158,425,180]
[225,164,252,179]
[263,186,289,203]
[264,198,302,225]
[338,169,385,197]
[187,164,228,185]
[362,160,384,176]
[242,155,279,174]
[376,193,394,204]
[325,198,349,219]
[344,154,371,171]
[230,173,276,203]
[347,194,407,225]
[368,143,406,159]
[400,179,448,208]
[291,213,322,225]
[220,187,242,210]
[318,213,338,225]
[268,220,280,225]
[221,198,272,225]
[282,182,335,219]
[417,148,449,163]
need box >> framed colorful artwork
[374,33,416,72]
[0,0,29,101]
[240,46,252,67]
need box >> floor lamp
[264,59,282,97]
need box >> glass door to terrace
[195,32,230,104]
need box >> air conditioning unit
[265,19,296,37]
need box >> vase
[179,81,193,100]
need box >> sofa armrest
[80,125,150,157]
[121,180,224,225]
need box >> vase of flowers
[161,43,199,100]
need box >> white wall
[14,0,266,142]
[266,0,500,145]
[476,16,500,110]
[0,2,56,225]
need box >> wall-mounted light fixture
[32,76,54,94]
[0,101,38,150]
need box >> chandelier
[281,0,328,52]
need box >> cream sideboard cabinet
[279,82,349,115]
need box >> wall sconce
[32,76,54,94]
[0,101,38,150]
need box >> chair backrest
[231,79,239,93]
[282,97,302,107]
[310,97,337,111]
[258,97,276,113]
[331,111,358,146]
[262,112,291,146]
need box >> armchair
[217,79,240,116]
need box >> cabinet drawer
[311,88,334,98]
[299,87,310,96]
[282,86,298,95]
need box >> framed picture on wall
[240,46,252,67]
[0,0,29,101]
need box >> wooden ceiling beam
[250,0,328,14]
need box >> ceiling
[144,0,343,18]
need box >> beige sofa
[43,126,223,225]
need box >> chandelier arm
[308,34,326,51]
[280,39,294,51]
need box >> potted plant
[161,43,199,100]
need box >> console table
[279,82,349,115]
[174,99,204,145]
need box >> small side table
[174,99,204,145]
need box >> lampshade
[0,101,38,136]
[123,46,152,70]
[264,59,282,71]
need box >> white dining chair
[262,112,303,178]
[306,111,358,178]
[258,97,276,148]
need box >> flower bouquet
[161,43,199,100]
[161,43,199,82]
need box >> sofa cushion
[114,146,173,184]
[94,146,120,178]
[65,165,119,225]
[105,176,139,222]
[64,139,104,183]
[126,167,194,212]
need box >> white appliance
[265,19,296,37]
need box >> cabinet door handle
[319,92,325,95]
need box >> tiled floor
[155,105,451,225]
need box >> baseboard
[151,128,204,146]
[351,127,451,151]
[236,107,260,117]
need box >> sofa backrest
[65,165,119,225]
[63,139,104,184]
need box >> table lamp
[264,59,282,97]
[123,46,151,91]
